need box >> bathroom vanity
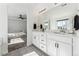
[32,3,79,56]
[32,31,74,56]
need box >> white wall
[76,4,79,15]
[47,4,77,31]
[34,4,77,31]
[0,4,8,55]
[7,4,28,17]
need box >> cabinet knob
[55,43,59,48]
[41,40,44,41]
[57,43,59,48]
[41,34,44,36]
[41,46,44,48]
[55,43,57,47]
[34,36,36,39]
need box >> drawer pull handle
[55,43,59,48]
[40,43,46,45]
[34,36,36,39]
[57,43,59,48]
[41,35,44,36]
[55,43,57,47]
[41,40,44,41]
[41,46,44,48]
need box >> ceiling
[7,3,62,16]
[28,3,62,15]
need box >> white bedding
[8,32,26,38]
[8,38,24,45]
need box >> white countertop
[33,30,76,37]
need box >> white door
[57,42,72,56]
[47,39,56,56]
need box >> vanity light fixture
[39,8,46,14]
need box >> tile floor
[4,44,48,56]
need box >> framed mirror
[43,19,50,31]
[56,19,69,31]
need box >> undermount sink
[54,31,65,34]
[53,31,73,35]
[53,29,75,34]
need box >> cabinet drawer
[40,43,46,52]
[40,33,46,44]
[40,33,45,37]
[40,39,46,44]
[40,33,46,38]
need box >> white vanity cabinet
[32,31,47,52]
[47,39,57,56]
[0,4,8,55]
[32,32,40,48]
[47,38,72,56]
[32,31,72,56]
[47,33,72,56]
[39,33,46,44]
[56,42,72,56]
[39,32,47,52]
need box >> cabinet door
[32,34,36,45]
[36,34,40,48]
[40,43,46,52]
[32,32,40,48]
[73,37,79,56]
[57,42,72,56]
[40,33,46,44]
[47,39,56,56]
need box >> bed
[8,32,26,43]
[8,32,26,38]
[8,32,26,52]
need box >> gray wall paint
[8,17,27,33]
[7,4,27,33]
